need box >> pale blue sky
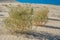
[16,0,60,5]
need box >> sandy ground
[0,3,60,40]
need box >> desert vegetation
[4,5,33,33]
[4,5,49,33]
[32,6,49,26]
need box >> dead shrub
[4,5,33,33]
[32,6,49,26]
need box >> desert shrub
[4,5,33,33]
[32,6,49,26]
[4,5,49,34]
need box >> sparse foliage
[32,6,49,26]
[4,5,33,33]
[4,5,49,33]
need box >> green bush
[4,5,33,33]
[32,6,49,26]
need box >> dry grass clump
[4,5,33,33]
[4,5,49,34]
[32,6,49,26]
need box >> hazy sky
[16,0,60,5]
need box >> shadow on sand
[20,31,60,40]
[48,18,60,21]
[40,25,60,29]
